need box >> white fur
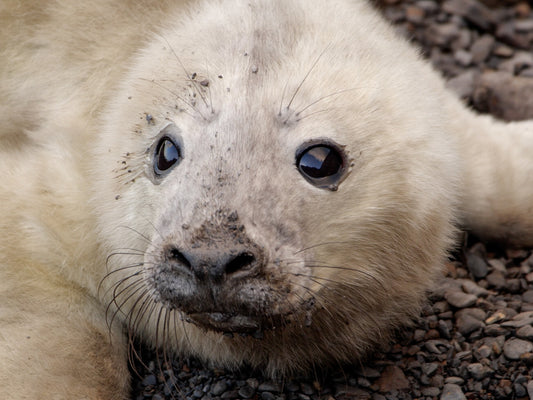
[1,0,532,398]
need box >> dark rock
[472,71,533,121]
[460,280,489,296]
[375,366,410,392]
[465,252,489,278]
[258,382,282,393]
[470,34,494,63]
[441,383,466,400]
[456,314,485,336]
[503,338,533,360]
[486,270,506,289]
[527,381,533,399]
[516,325,533,340]
[442,0,495,31]
[142,375,157,387]
[238,385,256,399]
[466,363,493,380]
[445,291,477,308]
[501,311,533,328]
[261,392,276,400]
[211,380,228,396]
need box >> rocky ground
[131,1,533,399]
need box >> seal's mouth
[186,312,287,336]
[187,312,261,334]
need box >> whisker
[108,278,146,330]
[115,225,153,245]
[139,78,208,121]
[98,262,144,296]
[295,88,359,116]
[295,241,355,254]
[278,79,290,116]
[285,44,331,111]
[295,108,331,122]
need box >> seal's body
[1,0,533,398]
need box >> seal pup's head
[93,0,460,373]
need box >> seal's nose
[166,246,262,282]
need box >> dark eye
[296,143,346,189]
[154,136,181,175]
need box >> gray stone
[334,385,371,398]
[375,366,410,392]
[517,325,533,340]
[444,377,464,385]
[457,314,485,335]
[514,19,533,33]
[445,291,477,308]
[422,387,441,397]
[465,252,489,278]
[501,311,533,328]
[442,0,495,31]
[456,308,486,321]
[261,392,276,400]
[523,290,533,304]
[467,363,493,380]
[473,71,533,121]
[460,280,489,296]
[527,381,533,399]
[211,380,228,396]
[499,51,533,74]
[503,338,533,360]
[238,385,256,399]
[486,270,506,289]
[427,23,460,47]
[488,258,506,272]
[470,34,494,63]
[258,382,282,393]
[440,383,466,400]
[422,363,439,376]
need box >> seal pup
[1,0,533,398]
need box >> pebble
[211,380,228,396]
[465,252,489,278]
[375,366,410,392]
[486,271,506,289]
[460,280,489,296]
[238,385,256,398]
[517,325,533,340]
[467,363,493,380]
[258,382,281,393]
[445,291,477,308]
[501,311,533,328]
[470,34,494,63]
[523,290,533,303]
[441,383,466,400]
[503,338,533,360]
[422,386,440,396]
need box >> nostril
[225,252,256,275]
[168,247,192,269]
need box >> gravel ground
[131,1,533,399]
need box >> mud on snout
[144,209,316,336]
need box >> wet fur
[1,0,533,399]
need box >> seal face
[93,0,461,374]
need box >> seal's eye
[296,143,346,190]
[154,136,181,175]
